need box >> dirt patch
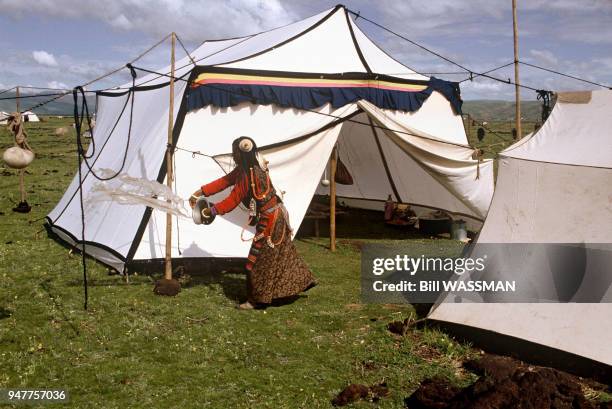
[344,303,363,311]
[388,318,411,336]
[339,239,366,251]
[387,317,426,336]
[332,382,390,406]
[153,278,181,296]
[405,354,605,409]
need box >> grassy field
[0,118,606,408]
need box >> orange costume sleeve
[201,168,249,215]
[201,167,239,196]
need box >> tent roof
[501,90,612,168]
[126,5,427,88]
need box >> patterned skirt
[245,206,315,304]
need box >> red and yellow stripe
[192,72,427,92]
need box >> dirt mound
[405,354,602,409]
[332,382,390,406]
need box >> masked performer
[190,137,316,310]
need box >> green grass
[1,118,607,408]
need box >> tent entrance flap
[318,103,493,221]
[132,104,350,260]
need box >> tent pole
[512,0,522,139]
[329,144,337,252]
[164,33,176,281]
[16,86,26,204]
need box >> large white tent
[429,90,612,377]
[46,5,493,272]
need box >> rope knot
[126,63,137,80]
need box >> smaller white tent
[429,90,612,378]
[22,111,40,122]
[1,111,40,124]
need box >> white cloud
[462,81,504,92]
[32,50,58,66]
[0,0,298,41]
[47,81,69,90]
[1,0,610,99]
[109,14,132,30]
[529,49,558,66]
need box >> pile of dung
[332,382,390,406]
[406,354,608,409]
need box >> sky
[0,0,611,100]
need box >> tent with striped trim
[46,5,494,272]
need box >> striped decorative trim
[192,73,428,93]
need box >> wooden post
[512,0,522,139]
[329,145,337,252]
[164,33,176,280]
[16,86,26,203]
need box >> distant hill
[462,100,544,122]
[1,91,545,122]
[0,91,95,116]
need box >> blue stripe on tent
[186,77,462,114]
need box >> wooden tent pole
[164,33,176,280]
[16,86,26,203]
[329,145,337,252]
[512,0,522,139]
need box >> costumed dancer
[190,137,316,310]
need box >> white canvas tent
[0,111,38,124]
[429,90,612,377]
[22,111,39,122]
[46,5,493,272]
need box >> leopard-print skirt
[246,207,315,304]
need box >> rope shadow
[39,278,81,337]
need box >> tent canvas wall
[46,5,493,272]
[428,90,612,378]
